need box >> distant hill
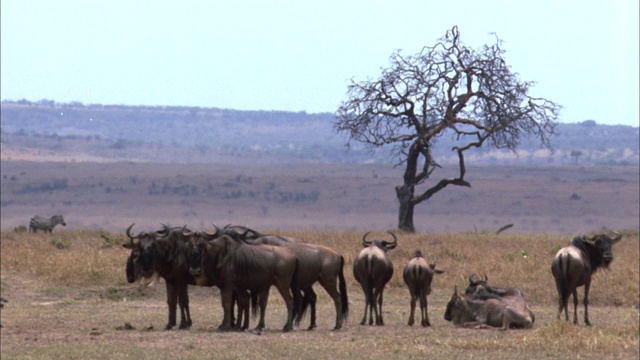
[1,100,638,165]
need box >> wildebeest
[0,297,6,328]
[235,228,349,331]
[186,232,302,332]
[353,231,397,326]
[123,223,201,330]
[465,273,524,298]
[444,286,534,330]
[402,250,445,327]
[29,215,66,233]
[464,273,535,326]
[551,231,622,325]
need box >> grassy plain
[1,229,638,359]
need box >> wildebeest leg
[583,279,591,326]
[177,284,192,329]
[421,294,429,327]
[218,288,235,331]
[303,288,317,330]
[236,291,252,331]
[318,279,343,330]
[571,289,579,325]
[501,306,534,330]
[375,289,384,326]
[255,290,269,331]
[274,282,294,332]
[165,282,178,330]
[360,283,370,326]
[408,292,417,326]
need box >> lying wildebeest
[186,232,302,332]
[444,286,534,330]
[124,223,203,330]
[464,273,535,326]
[353,231,397,326]
[403,250,445,327]
[551,231,622,325]
[465,273,523,297]
[235,228,349,331]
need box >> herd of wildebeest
[107,221,622,333]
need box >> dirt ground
[1,272,638,360]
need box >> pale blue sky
[1,0,638,126]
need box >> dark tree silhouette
[335,26,561,232]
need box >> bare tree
[335,26,561,232]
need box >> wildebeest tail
[251,291,259,319]
[412,266,422,298]
[338,255,349,321]
[295,291,311,325]
[290,259,303,321]
[554,253,572,306]
[365,256,375,308]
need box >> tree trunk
[396,184,415,232]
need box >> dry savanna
[0,228,638,359]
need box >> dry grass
[1,229,638,359]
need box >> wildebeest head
[465,273,524,298]
[183,227,219,276]
[123,223,159,284]
[222,224,263,240]
[362,231,398,251]
[571,231,622,269]
[444,286,464,322]
[465,273,491,297]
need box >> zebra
[29,215,67,233]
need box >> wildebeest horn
[125,223,139,240]
[469,273,478,285]
[610,231,622,244]
[156,223,170,236]
[204,227,219,238]
[362,231,372,246]
[484,273,488,282]
[181,228,193,237]
[454,286,458,296]
[385,231,398,249]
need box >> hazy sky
[1,0,638,126]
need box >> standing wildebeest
[29,215,66,233]
[236,229,349,331]
[186,233,302,332]
[353,231,397,326]
[444,286,534,330]
[123,223,201,330]
[403,250,445,327]
[551,231,622,325]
